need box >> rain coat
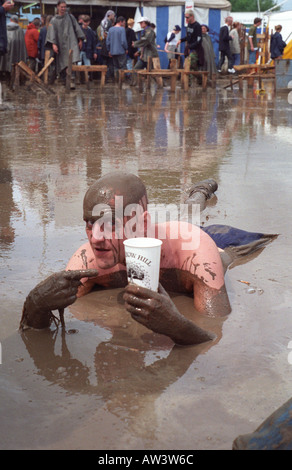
[46,12,85,73]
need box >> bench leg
[119,70,124,88]
[170,74,177,92]
[239,76,243,91]
[84,70,89,89]
[211,73,216,88]
[100,71,105,88]
[202,74,207,91]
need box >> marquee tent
[266,10,292,43]
[132,0,231,68]
[18,0,231,68]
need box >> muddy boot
[183,179,218,215]
[186,179,218,201]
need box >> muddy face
[83,172,148,269]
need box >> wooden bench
[12,60,56,94]
[225,64,275,90]
[120,57,179,92]
[71,64,107,89]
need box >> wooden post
[239,76,243,90]
[152,57,163,88]
[211,73,216,88]
[202,72,208,91]
[100,68,106,89]
[170,59,177,92]
[183,57,190,91]
[11,64,19,90]
[43,50,51,85]
[66,49,73,91]
[146,57,151,89]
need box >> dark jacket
[270,31,286,59]
[219,24,232,52]
[180,20,204,65]
[126,27,137,58]
[0,4,8,55]
[81,26,97,60]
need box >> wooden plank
[234,64,275,72]
[137,70,179,75]
[37,56,54,78]
[18,60,43,84]
[43,49,51,85]
[71,65,107,72]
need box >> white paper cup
[123,237,162,292]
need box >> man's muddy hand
[20,269,98,329]
[32,269,98,310]
[123,283,215,345]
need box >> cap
[138,16,150,23]
[201,24,209,32]
[174,25,181,31]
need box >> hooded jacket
[25,23,40,58]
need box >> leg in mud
[183,179,278,271]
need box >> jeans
[248,50,257,64]
[78,51,91,66]
[126,57,133,70]
[232,53,240,66]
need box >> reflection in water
[0,81,291,449]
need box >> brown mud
[0,79,292,450]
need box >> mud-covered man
[20,172,231,345]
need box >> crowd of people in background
[0,0,288,86]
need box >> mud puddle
[0,80,292,450]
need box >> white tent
[132,0,231,68]
[265,10,292,43]
[232,10,292,44]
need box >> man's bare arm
[123,283,215,346]
[20,269,98,330]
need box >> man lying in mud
[20,172,275,345]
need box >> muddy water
[0,79,292,450]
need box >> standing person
[218,16,235,73]
[100,29,114,82]
[164,25,181,68]
[270,25,286,60]
[38,15,53,68]
[0,0,14,57]
[100,10,115,37]
[248,17,262,64]
[25,17,41,72]
[0,15,27,76]
[201,24,217,80]
[125,18,137,72]
[79,15,97,66]
[230,21,241,67]
[177,10,204,71]
[106,16,127,81]
[132,17,158,70]
[46,0,85,85]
